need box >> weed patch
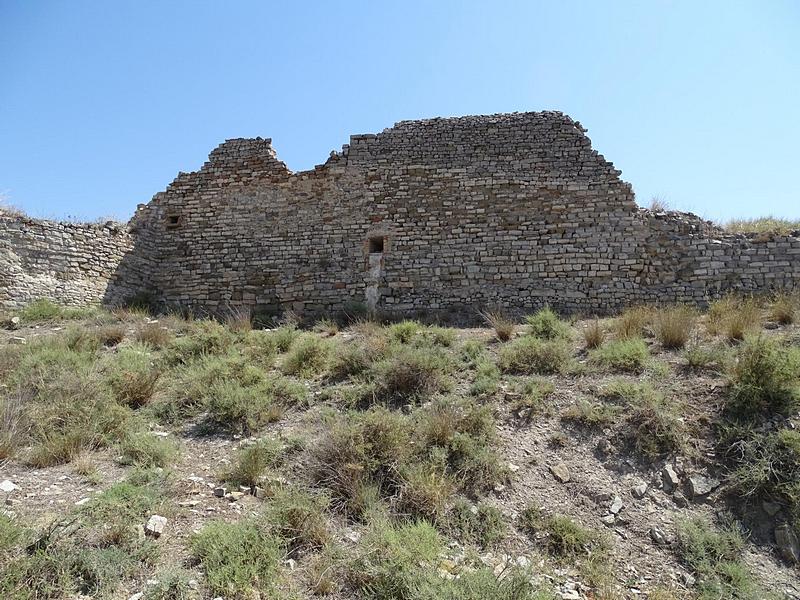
[498,336,571,375]
[191,520,283,599]
[590,338,649,373]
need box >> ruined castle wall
[3,111,796,316]
[0,211,132,308]
[106,111,800,318]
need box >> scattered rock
[213,486,227,497]
[8,336,26,345]
[662,465,680,492]
[549,463,570,483]
[178,499,201,507]
[0,479,19,493]
[252,486,267,499]
[507,462,520,473]
[775,524,799,564]
[600,514,616,526]
[650,527,669,545]
[238,485,251,493]
[74,497,90,506]
[145,515,167,538]
[610,496,624,514]
[631,483,648,499]
[228,491,245,501]
[128,593,144,600]
[687,474,720,499]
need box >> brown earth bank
[1,296,799,599]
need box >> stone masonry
[2,111,799,316]
[0,210,131,308]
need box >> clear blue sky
[1,1,798,222]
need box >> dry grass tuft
[134,323,174,348]
[769,293,796,325]
[583,319,605,349]
[224,306,252,334]
[614,306,652,339]
[652,305,696,349]
[706,296,761,342]
[648,196,669,212]
[480,310,516,342]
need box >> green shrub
[396,463,455,520]
[281,334,333,377]
[498,336,571,375]
[190,520,283,599]
[348,519,442,599]
[447,498,506,548]
[562,399,621,428]
[469,359,500,398]
[269,324,299,353]
[683,343,728,372]
[117,431,179,468]
[264,487,330,555]
[310,408,411,515]
[590,338,649,373]
[242,330,278,367]
[726,335,800,420]
[204,376,305,434]
[142,567,195,600]
[416,398,504,493]
[725,428,800,516]
[105,344,160,408]
[388,320,423,344]
[0,513,24,552]
[20,367,132,467]
[372,346,452,404]
[164,320,235,365]
[224,438,283,487]
[652,305,696,349]
[525,307,571,340]
[675,517,767,600]
[597,380,684,459]
[330,341,373,380]
[519,506,609,559]
[414,569,554,600]
[0,393,24,460]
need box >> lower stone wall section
[0,210,132,308]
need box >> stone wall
[1,111,797,316]
[106,111,799,319]
[0,210,132,308]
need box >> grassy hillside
[0,296,798,599]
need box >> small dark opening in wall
[368,236,385,254]
[166,214,181,229]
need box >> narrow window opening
[368,236,385,254]
[166,214,181,229]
